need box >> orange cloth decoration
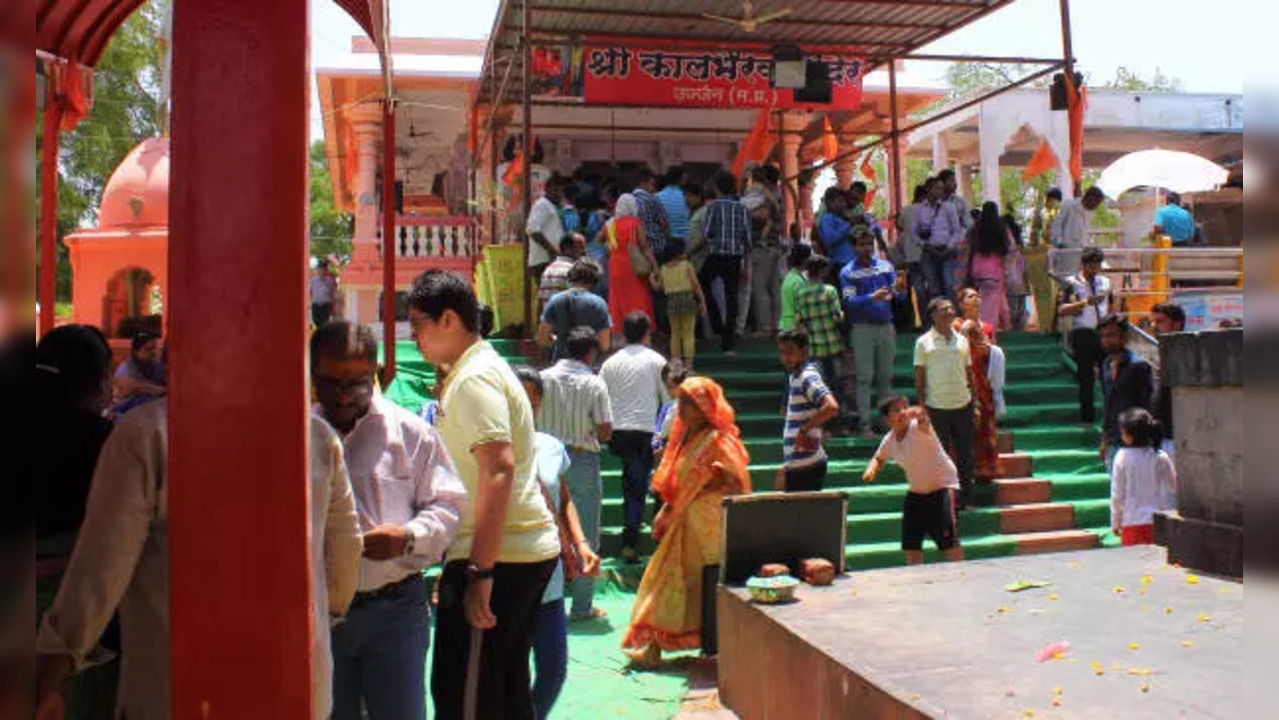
[862,187,878,209]
[859,152,878,184]
[1022,139,1059,182]
[1065,75,1087,184]
[821,116,838,163]
[624,377,751,652]
[501,149,524,186]
[732,110,774,177]
[58,60,91,132]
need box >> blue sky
[309,0,1246,140]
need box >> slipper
[569,607,608,621]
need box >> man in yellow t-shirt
[408,270,560,719]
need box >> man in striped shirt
[776,329,840,492]
[794,254,851,427]
[538,326,614,620]
[698,171,753,354]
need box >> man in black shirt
[1098,315,1153,471]
[1149,302,1186,455]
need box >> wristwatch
[466,564,495,581]
[402,530,415,557]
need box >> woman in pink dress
[965,201,1013,332]
[602,193,659,333]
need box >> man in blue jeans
[312,322,467,720]
[539,327,614,620]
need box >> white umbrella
[1096,149,1228,199]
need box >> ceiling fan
[701,0,794,33]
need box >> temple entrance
[102,266,162,338]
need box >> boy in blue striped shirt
[776,329,841,492]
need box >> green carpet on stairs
[381,330,1112,716]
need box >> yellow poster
[478,244,527,332]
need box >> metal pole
[38,83,61,338]
[1058,0,1076,81]
[382,98,398,384]
[521,0,534,341]
[888,60,903,220]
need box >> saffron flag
[1065,75,1087,184]
[732,110,774,177]
[859,152,877,184]
[1022,139,1059,182]
[821,116,838,163]
[501,149,524,186]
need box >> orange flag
[1022,139,1059,181]
[821,116,838,163]
[57,59,91,132]
[501,149,524,185]
[1065,74,1087,184]
[859,152,878,184]
[863,187,878,209]
[732,110,774,177]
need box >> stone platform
[718,547,1242,719]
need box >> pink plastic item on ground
[1035,641,1072,663]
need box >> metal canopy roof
[477,0,1016,104]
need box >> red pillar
[38,88,62,337]
[382,99,397,384]
[168,0,313,717]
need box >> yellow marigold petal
[1140,575,1153,585]
[1181,640,1194,648]
[1197,614,1212,622]
[1128,642,1140,650]
[1163,606,1173,614]
[1048,593,1059,601]
[1186,574,1200,584]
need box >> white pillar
[977,108,1003,205]
[931,133,949,174]
[957,164,976,206]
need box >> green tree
[309,140,353,260]
[36,0,166,303]
[1105,66,1182,93]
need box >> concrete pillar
[347,102,382,323]
[977,111,1003,205]
[781,113,808,230]
[931,133,949,175]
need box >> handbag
[537,481,584,581]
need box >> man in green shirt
[777,243,813,331]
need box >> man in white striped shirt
[538,326,613,620]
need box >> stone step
[996,452,1033,479]
[998,431,1015,454]
[1010,529,1100,556]
[997,502,1077,534]
[993,477,1053,505]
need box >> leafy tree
[1105,66,1182,93]
[309,140,353,260]
[36,0,166,302]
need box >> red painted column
[381,98,397,384]
[168,0,313,717]
[38,90,62,337]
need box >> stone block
[1173,387,1244,456]
[1176,449,1244,527]
[1162,329,1243,388]
[1154,510,1243,579]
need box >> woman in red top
[601,193,659,334]
[962,320,1001,481]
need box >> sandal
[624,643,661,669]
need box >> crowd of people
[35,161,1193,719]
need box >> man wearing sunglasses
[312,322,467,720]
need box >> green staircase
[385,331,1119,573]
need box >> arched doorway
[102,266,162,338]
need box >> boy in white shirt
[862,395,965,565]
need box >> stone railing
[378,215,478,262]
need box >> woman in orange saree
[622,377,751,667]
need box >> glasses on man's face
[315,376,374,399]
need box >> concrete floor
[720,546,1242,719]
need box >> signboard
[531,44,866,110]
[1174,290,1243,331]
[476,243,528,331]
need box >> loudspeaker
[1050,71,1084,111]
[794,60,832,104]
